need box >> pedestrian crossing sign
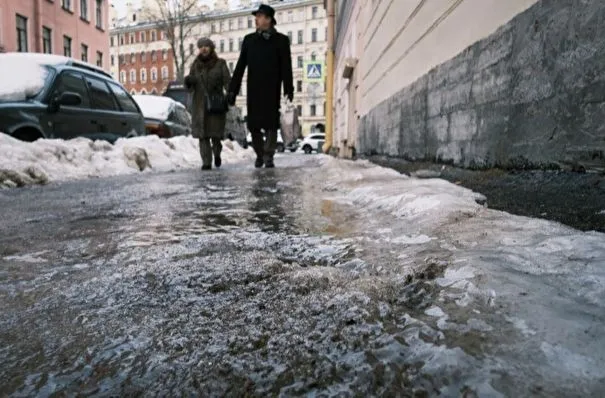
[305,62,324,82]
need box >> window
[96,52,103,67]
[220,40,224,52]
[63,35,72,57]
[229,39,233,52]
[140,31,146,42]
[288,11,293,22]
[248,17,253,28]
[161,31,167,40]
[151,51,157,62]
[211,23,216,33]
[130,53,135,63]
[312,6,318,19]
[16,15,28,52]
[110,36,115,47]
[151,31,156,41]
[141,51,146,62]
[220,21,224,32]
[140,68,147,83]
[311,52,317,61]
[53,72,90,108]
[119,54,125,65]
[151,68,157,82]
[229,62,234,73]
[296,105,302,116]
[297,80,302,92]
[323,101,326,116]
[311,28,317,43]
[96,0,103,29]
[325,26,328,41]
[161,66,169,80]
[228,19,233,30]
[86,77,117,110]
[81,44,88,62]
[238,37,243,51]
[298,30,303,44]
[42,27,52,54]
[287,31,292,44]
[310,104,316,116]
[189,43,195,55]
[62,0,71,11]
[129,33,134,44]
[120,35,124,45]
[297,56,303,68]
[80,0,88,19]
[129,70,136,83]
[238,18,243,29]
[162,49,168,60]
[111,55,115,66]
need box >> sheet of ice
[0,133,254,188]
[0,56,49,102]
[132,95,174,120]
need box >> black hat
[252,4,277,25]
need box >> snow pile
[0,55,50,102]
[0,133,254,188]
[132,95,175,120]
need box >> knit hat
[197,37,215,50]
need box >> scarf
[257,26,276,40]
[196,51,218,70]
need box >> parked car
[133,95,192,137]
[0,52,144,142]
[300,133,326,154]
[162,81,191,109]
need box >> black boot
[264,159,275,168]
[201,165,212,170]
[215,155,222,168]
[255,158,264,168]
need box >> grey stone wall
[358,0,605,169]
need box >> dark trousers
[199,138,222,167]
[249,128,277,161]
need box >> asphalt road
[1,154,604,397]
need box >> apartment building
[110,0,327,136]
[0,0,110,70]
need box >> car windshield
[132,95,174,120]
[164,90,189,107]
[0,56,53,102]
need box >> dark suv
[0,53,144,142]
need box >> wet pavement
[1,154,604,397]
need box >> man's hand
[184,75,197,88]
[227,92,237,106]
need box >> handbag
[201,73,228,115]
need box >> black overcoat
[229,30,294,131]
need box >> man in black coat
[227,4,294,168]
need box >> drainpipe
[322,0,335,154]
[34,0,42,52]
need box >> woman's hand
[184,75,197,89]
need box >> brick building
[0,0,110,70]
[109,24,176,95]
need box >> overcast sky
[110,0,241,17]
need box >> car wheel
[12,128,43,142]
[303,145,313,154]
[290,148,297,153]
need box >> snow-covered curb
[0,133,254,188]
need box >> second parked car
[0,52,144,142]
[133,95,192,137]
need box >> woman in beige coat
[184,38,231,170]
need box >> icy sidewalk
[0,133,254,188]
[315,156,605,395]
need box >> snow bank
[0,133,254,188]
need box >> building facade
[110,0,327,136]
[332,0,605,170]
[0,0,110,70]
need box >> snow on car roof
[0,54,55,102]
[133,95,177,120]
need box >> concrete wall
[336,0,605,169]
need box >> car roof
[1,52,112,79]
